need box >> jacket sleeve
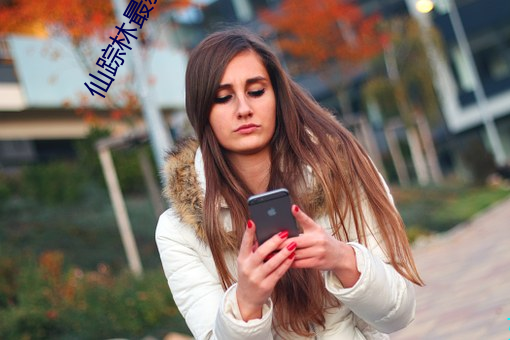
[155,209,274,340]
[324,176,416,334]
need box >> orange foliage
[0,0,191,42]
[0,0,114,41]
[261,0,386,68]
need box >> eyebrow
[217,76,268,90]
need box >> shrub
[0,180,9,203]
[460,139,497,185]
[19,161,86,205]
[74,127,152,196]
[0,252,189,339]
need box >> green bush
[460,139,497,184]
[0,181,9,203]
[73,127,111,181]
[12,127,153,205]
[112,147,149,195]
[394,184,510,235]
[0,251,189,339]
[74,127,153,196]
[19,161,87,205]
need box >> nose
[236,94,253,119]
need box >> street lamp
[415,0,434,14]
[414,0,507,166]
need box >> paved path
[392,196,510,340]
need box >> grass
[392,184,510,242]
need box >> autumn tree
[0,0,191,126]
[261,0,385,117]
[261,0,387,175]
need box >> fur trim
[163,138,206,242]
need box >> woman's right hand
[235,220,296,321]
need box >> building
[0,30,188,167]
[428,0,510,165]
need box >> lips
[234,123,260,132]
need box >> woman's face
[209,50,276,157]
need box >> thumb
[291,204,317,233]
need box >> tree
[362,17,445,185]
[261,0,388,174]
[261,0,386,116]
[0,0,191,125]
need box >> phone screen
[248,188,299,244]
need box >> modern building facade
[430,0,510,167]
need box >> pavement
[391,196,510,340]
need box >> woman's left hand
[289,205,361,288]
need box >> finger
[290,257,316,269]
[239,220,256,258]
[263,248,296,285]
[262,241,297,277]
[255,230,289,261]
[282,233,317,250]
[292,204,318,233]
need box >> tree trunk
[336,88,354,118]
[384,121,410,185]
[358,116,387,179]
[415,112,444,184]
[406,126,430,186]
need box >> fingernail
[247,220,254,229]
[287,242,297,251]
[264,253,275,261]
[288,252,296,260]
[278,231,289,239]
[293,205,299,213]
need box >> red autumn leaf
[261,0,385,69]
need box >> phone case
[248,188,299,244]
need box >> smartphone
[247,188,299,245]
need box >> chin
[227,142,269,156]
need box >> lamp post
[412,0,507,166]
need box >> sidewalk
[392,196,510,339]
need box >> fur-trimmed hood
[163,138,206,242]
[162,138,327,243]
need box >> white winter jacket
[156,140,416,340]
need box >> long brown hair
[185,27,423,337]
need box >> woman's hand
[290,205,361,288]
[236,220,296,321]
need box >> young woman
[156,28,423,339]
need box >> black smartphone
[247,188,300,245]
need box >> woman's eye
[248,89,265,97]
[214,95,232,104]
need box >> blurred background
[0,0,509,339]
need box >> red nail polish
[287,242,297,251]
[288,252,296,260]
[293,205,299,213]
[247,220,254,229]
[278,231,289,239]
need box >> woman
[156,28,423,339]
